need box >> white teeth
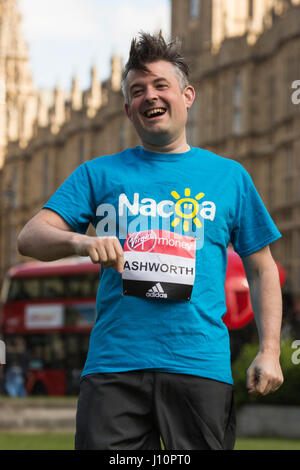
[145,108,166,117]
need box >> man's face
[124,60,195,147]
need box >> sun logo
[171,188,204,233]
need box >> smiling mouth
[143,107,167,119]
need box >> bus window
[65,304,96,327]
[7,278,41,301]
[22,279,40,300]
[5,274,99,302]
[41,277,65,299]
[65,277,83,298]
[0,276,10,303]
[65,275,98,298]
[52,334,65,365]
[27,334,65,370]
[7,278,24,301]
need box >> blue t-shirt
[43,146,282,385]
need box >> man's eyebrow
[153,77,169,83]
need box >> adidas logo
[146,283,168,298]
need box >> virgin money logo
[127,230,157,252]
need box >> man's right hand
[73,235,124,274]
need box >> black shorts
[75,370,236,450]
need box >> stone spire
[50,84,65,133]
[110,55,122,92]
[71,74,82,111]
[86,65,102,118]
[0,0,35,166]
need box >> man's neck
[141,137,191,154]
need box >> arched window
[190,0,201,19]
[232,72,243,136]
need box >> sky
[17,0,171,91]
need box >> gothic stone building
[1,0,300,309]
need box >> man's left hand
[246,351,284,396]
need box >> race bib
[122,230,196,301]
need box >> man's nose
[144,86,158,102]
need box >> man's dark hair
[122,31,190,103]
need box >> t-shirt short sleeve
[230,166,282,258]
[43,162,95,234]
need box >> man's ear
[124,103,132,120]
[183,86,196,110]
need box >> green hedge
[231,338,300,408]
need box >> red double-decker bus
[0,257,100,395]
[0,249,286,395]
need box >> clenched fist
[247,351,284,396]
[73,235,124,274]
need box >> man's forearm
[18,221,82,261]
[18,211,124,273]
[243,248,284,395]
[248,264,282,356]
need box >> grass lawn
[234,438,300,450]
[0,433,299,450]
[0,432,75,450]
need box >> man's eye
[133,90,143,96]
[157,84,167,89]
